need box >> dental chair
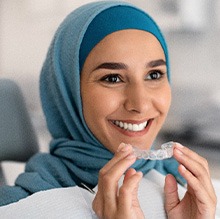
[0,78,39,185]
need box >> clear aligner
[133,141,174,160]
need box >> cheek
[82,88,120,124]
[159,86,172,114]
[153,85,171,116]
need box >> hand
[164,143,217,219]
[92,143,144,219]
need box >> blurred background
[0,0,219,180]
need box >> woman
[0,1,216,218]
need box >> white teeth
[124,123,128,129]
[133,124,139,131]
[113,120,148,132]
[128,123,133,130]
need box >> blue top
[0,1,182,206]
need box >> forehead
[86,29,165,62]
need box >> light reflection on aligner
[133,141,174,160]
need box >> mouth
[112,120,150,132]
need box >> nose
[123,83,152,114]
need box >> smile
[113,120,148,132]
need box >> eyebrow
[93,62,127,71]
[93,59,166,71]
[147,59,166,68]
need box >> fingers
[118,169,143,212]
[174,143,212,191]
[173,143,217,209]
[93,143,139,218]
[98,143,136,204]
[100,143,135,176]
[175,143,210,176]
[164,174,180,212]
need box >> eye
[146,70,165,80]
[100,74,122,83]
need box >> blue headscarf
[0,1,183,206]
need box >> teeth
[113,120,148,132]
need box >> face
[81,29,171,153]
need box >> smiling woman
[81,30,171,152]
[0,1,216,218]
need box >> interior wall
[0,0,219,149]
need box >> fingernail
[175,148,183,155]
[137,171,143,177]
[125,153,136,160]
[175,143,184,149]
[180,164,186,171]
[117,143,125,152]
[117,143,130,152]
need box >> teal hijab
[0,1,183,206]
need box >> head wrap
[79,4,170,77]
[0,1,183,206]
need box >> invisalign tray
[133,141,174,160]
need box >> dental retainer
[133,141,174,160]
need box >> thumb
[164,174,180,213]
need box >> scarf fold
[0,1,184,207]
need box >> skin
[81,29,171,153]
[80,30,217,218]
[165,143,217,219]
